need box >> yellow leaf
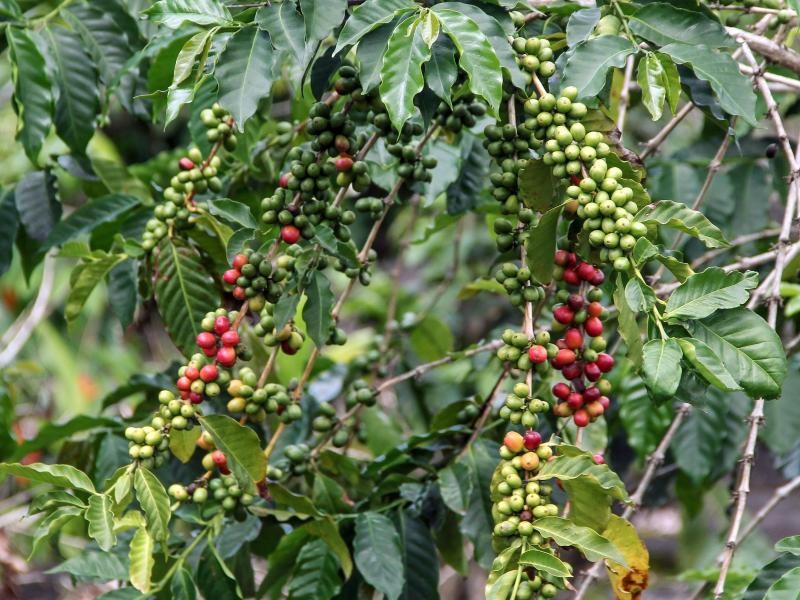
[603,515,649,599]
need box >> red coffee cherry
[196,332,216,349]
[528,344,548,363]
[573,409,590,427]
[232,287,247,300]
[598,395,610,409]
[577,262,596,282]
[523,430,542,450]
[562,362,583,381]
[596,353,615,373]
[211,450,230,474]
[232,254,248,270]
[563,269,580,286]
[584,386,601,402]
[214,316,231,335]
[335,154,353,172]
[189,391,203,404]
[216,346,236,367]
[564,328,584,350]
[584,316,603,337]
[592,453,605,465]
[176,376,191,391]
[554,250,569,266]
[590,269,605,286]
[281,225,301,244]
[223,269,240,285]
[281,341,298,355]
[553,305,574,324]
[179,157,194,171]
[567,392,584,410]
[584,362,602,381]
[200,364,218,382]
[278,173,290,188]
[503,431,525,453]
[552,382,570,399]
[587,301,603,317]
[185,366,200,381]
[553,348,576,368]
[567,293,585,311]
[221,331,240,347]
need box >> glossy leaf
[657,52,681,113]
[335,0,417,53]
[0,462,95,493]
[678,338,742,392]
[671,390,727,483]
[624,278,656,313]
[173,30,214,87]
[7,27,53,163]
[354,512,404,600]
[129,527,154,592]
[303,271,335,348]
[300,0,348,42]
[531,516,627,565]
[534,452,629,502]
[0,192,18,277]
[614,275,643,367]
[485,571,517,600]
[171,568,197,600]
[257,2,310,68]
[776,536,800,556]
[287,538,342,600]
[216,27,274,128]
[425,38,458,105]
[356,22,395,92]
[433,7,502,115]
[635,200,729,249]
[688,307,786,399]
[665,267,757,321]
[629,3,733,49]
[153,238,219,355]
[11,415,120,462]
[66,251,128,321]
[15,170,59,243]
[29,505,83,558]
[134,468,170,543]
[144,0,232,28]
[86,493,116,551]
[48,552,128,580]
[661,43,757,124]
[764,567,800,599]
[170,428,200,464]
[641,338,683,401]
[566,8,601,47]
[526,203,563,284]
[395,510,439,600]
[637,52,667,121]
[744,553,800,600]
[562,36,638,100]
[108,259,138,329]
[519,159,557,211]
[45,195,138,250]
[207,199,258,229]
[199,415,266,494]
[196,544,242,599]
[42,26,100,154]
[519,547,572,578]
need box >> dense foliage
[1,0,800,598]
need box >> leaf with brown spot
[602,515,649,600]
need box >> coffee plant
[1,0,799,598]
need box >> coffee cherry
[573,409,589,427]
[200,364,218,382]
[528,344,548,363]
[217,346,237,367]
[211,450,229,474]
[553,305,574,324]
[523,430,542,450]
[584,316,603,337]
[221,330,240,347]
[503,431,525,453]
[520,452,540,471]
[552,382,570,399]
[196,332,216,349]
[281,225,301,244]
[553,348,576,368]
[564,328,583,350]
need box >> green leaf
[665,267,757,321]
[129,527,154,592]
[459,439,497,568]
[171,568,197,600]
[534,452,629,502]
[354,512,404,600]
[207,198,257,229]
[173,29,214,87]
[257,2,310,68]
[566,8,601,47]
[631,237,693,281]
[29,490,86,515]
[67,251,128,322]
[562,36,638,100]
[11,415,120,462]
[661,43,757,124]
[688,307,786,399]
[526,203,563,284]
[199,415,266,494]
[445,135,489,213]
[15,170,59,243]
[45,195,138,250]
[656,52,681,113]
[42,26,100,154]
[531,516,627,565]
[7,27,53,163]
[0,462,95,493]
[144,0,233,28]
[29,505,83,558]
[48,552,128,581]
[0,191,19,277]
[301,518,353,578]
[637,52,667,121]
[485,571,517,600]
[432,7,502,115]
[154,238,219,355]
[109,259,138,329]
[518,159,557,211]
[86,493,116,551]
[134,468,170,543]
[425,37,458,105]
[379,16,431,131]
[614,275,643,367]
[303,271,335,348]
[519,547,573,578]
[312,474,351,514]
[196,544,243,599]
[410,315,454,361]
[395,510,438,600]
[624,278,656,313]
[744,553,800,600]
[335,0,417,53]
[629,3,733,49]
[170,428,200,464]
[677,338,742,392]
[765,567,800,599]
[776,536,800,556]
[216,27,274,129]
[635,200,729,249]
[287,538,342,600]
[671,392,727,483]
[356,22,395,92]
[300,0,347,42]
[439,462,472,515]
[642,338,683,401]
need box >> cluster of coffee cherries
[262,185,357,244]
[124,423,170,468]
[253,303,306,356]
[491,432,561,599]
[168,476,254,514]
[282,442,313,475]
[223,250,294,306]
[499,381,550,429]
[433,94,487,133]
[496,328,552,375]
[511,36,557,79]
[494,262,545,308]
[552,250,606,287]
[155,389,200,430]
[483,123,531,216]
[344,379,378,409]
[225,369,302,424]
[199,103,238,149]
[305,101,359,158]
[190,308,251,394]
[492,209,537,252]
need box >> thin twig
[691,228,781,269]
[617,55,636,136]
[738,475,800,543]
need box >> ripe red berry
[577,262,596,281]
[335,154,353,172]
[200,364,218,382]
[189,391,204,404]
[523,430,542,450]
[564,328,583,350]
[185,366,200,381]
[196,332,216,349]
[590,269,605,286]
[211,450,229,474]
[177,376,191,391]
[279,172,291,188]
[565,252,577,268]
[587,301,603,317]
[232,254,248,270]
[598,395,610,409]
[567,392,584,410]
[563,269,580,286]
[281,340,298,355]
[592,453,605,465]
[221,330,240,347]
[573,409,590,427]
[216,346,236,367]
[570,175,581,186]
[552,382,571,399]
[179,390,190,400]
[562,362,583,380]
[202,346,217,357]
[281,225,301,244]
[528,345,548,363]
[553,348,576,367]
[584,386,601,402]
[595,353,615,373]
[554,250,569,266]
[214,316,231,335]
[179,157,194,171]
[567,293,584,311]
[584,316,603,337]
[232,286,247,300]
[584,362,602,381]
[553,305,574,325]
[223,269,240,285]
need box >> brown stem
[460,367,511,458]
